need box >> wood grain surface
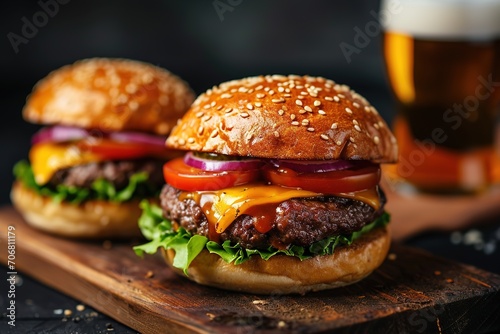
[1,206,499,334]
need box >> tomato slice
[263,164,381,194]
[77,139,174,160]
[163,157,261,191]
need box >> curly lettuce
[133,200,390,275]
[13,160,157,204]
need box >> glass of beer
[381,0,500,194]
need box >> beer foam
[381,0,500,40]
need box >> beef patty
[49,159,164,190]
[160,184,386,250]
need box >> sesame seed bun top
[166,75,398,162]
[23,58,195,135]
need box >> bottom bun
[162,226,390,294]
[11,181,143,239]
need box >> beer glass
[381,0,500,193]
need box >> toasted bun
[11,182,143,239]
[162,226,390,294]
[166,75,397,162]
[23,58,195,135]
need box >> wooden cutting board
[1,206,499,334]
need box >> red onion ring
[183,152,264,171]
[269,159,372,173]
[31,125,166,147]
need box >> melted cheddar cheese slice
[181,184,381,234]
[30,142,101,185]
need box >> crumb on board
[388,253,397,261]
[206,312,216,320]
[64,309,72,317]
[76,304,85,312]
[252,300,268,305]
[145,270,154,278]
[446,278,454,283]
[434,270,442,276]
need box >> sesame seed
[203,104,210,110]
[211,129,218,138]
[336,140,342,146]
[282,94,291,97]
[333,96,340,102]
[210,101,216,107]
[307,127,315,132]
[188,137,195,144]
[264,87,270,92]
[320,134,329,140]
[221,93,232,99]
[255,85,263,90]
[295,100,303,106]
[272,98,285,103]
[247,89,254,93]
[373,136,380,144]
[353,119,359,125]
[314,100,321,106]
[128,101,139,111]
[178,138,186,145]
[318,109,326,115]
[291,121,300,126]
[285,88,291,93]
[350,137,355,143]
[269,90,275,95]
[331,122,338,129]
[391,136,397,144]
[255,102,262,108]
[256,93,265,99]
[202,115,212,122]
[298,95,305,100]
[338,94,346,98]
[238,87,248,93]
[290,114,296,120]
[198,126,204,135]
[365,106,371,112]
[353,102,360,108]
[304,106,312,112]
[299,109,307,114]
[246,133,253,141]
[324,96,333,101]
[354,125,361,132]
[278,109,285,116]
[378,121,385,128]
[240,112,249,118]
[195,111,204,118]
[301,119,309,126]
[246,103,254,110]
[373,123,380,129]
[300,91,308,96]
[216,105,223,110]
[345,107,353,114]
[278,87,285,92]
[225,107,233,113]
[274,131,280,138]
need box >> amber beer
[381,0,500,193]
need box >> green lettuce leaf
[134,200,390,275]
[13,160,157,204]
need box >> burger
[134,75,397,294]
[11,58,195,238]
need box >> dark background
[0,0,393,205]
[1,1,499,333]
